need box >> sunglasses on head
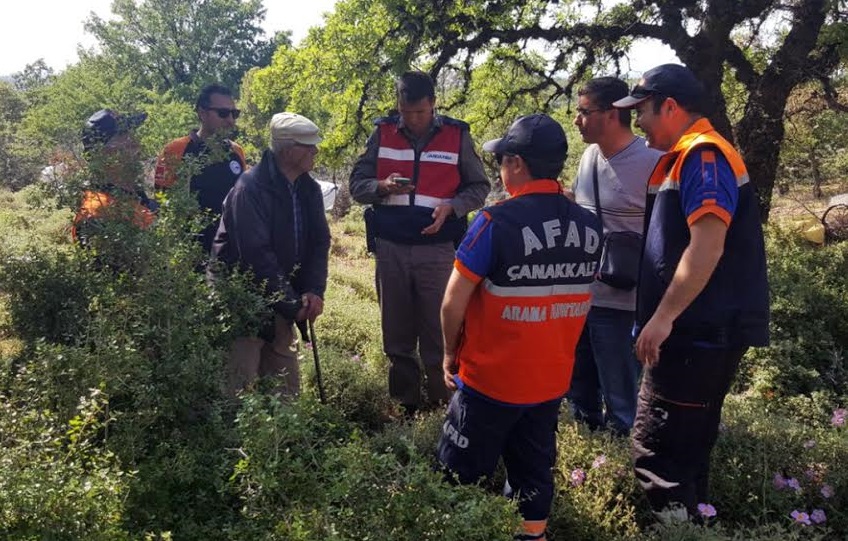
[205,107,241,120]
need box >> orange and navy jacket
[154,131,246,252]
[638,118,769,347]
[372,115,466,245]
[453,180,602,405]
[72,186,157,244]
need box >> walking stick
[307,319,327,404]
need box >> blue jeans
[567,306,641,435]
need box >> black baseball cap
[612,64,705,109]
[82,109,147,152]
[482,114,568,163]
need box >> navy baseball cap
[82,109,147,152]
[612,64,705,109]
[482,114,568,163]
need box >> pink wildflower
[773,473,788,490]
[821,484,834,499]
[787,477,802,492]
[570,468,586,487]
[591,454,607,469]
[351,354,361,363]
[697,503,717,518]
[811,509,827,524]
[791,510,811,526]
[832,408,846,427]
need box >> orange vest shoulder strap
[154,136,192,189]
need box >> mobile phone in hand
[394,177,412,185]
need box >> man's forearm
[441,269,478,355]
[441,299,466,356]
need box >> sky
[0,0,675,77]
[0,0,339,76]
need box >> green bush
[740,228,848,401]
[709,396,847,534]
[230,393,521,541]
[0,387,131,540]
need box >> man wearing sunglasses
[155,83,246,253]
[612,64,769,523]
[567,77,662,436]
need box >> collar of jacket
[258,148,312,195]
[395,113,444,136]
[669,117,715,154]
[507,179,563,198]
[189,128,234,151]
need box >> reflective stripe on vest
[376,122,462,202]
[455,181,602,404]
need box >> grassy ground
[1,185,847,540]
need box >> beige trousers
[226,315,300,398]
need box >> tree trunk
[735,0,828,221]
[811,148,823,199]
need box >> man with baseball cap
[211,112,330,398]
[73,109,158,248]
[612,64,769,522]
[437,114,601,541]
[154,84,247,253]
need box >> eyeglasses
[205,107,241,120]
[575,107,608,117]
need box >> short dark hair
[196,83,233,111]
[648,93,707,116]
[396,71,435,104]
[578,77,631,127]
[523,156,565,181]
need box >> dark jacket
[212,149,331,319]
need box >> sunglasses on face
[205,107,241,120]
[496,153,517,165]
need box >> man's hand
[376,173,415,196]
[422,203,455,235]
[443,352,459,391]
[302,293,324,322]
[635,313,673,367]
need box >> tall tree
[85,0,282,100]
[0,82,43,189]
[254,0,846,220]
[404,0,848,220]
[12,59,55,95]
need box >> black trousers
[437,388,562,521]
[631,344,747,516]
